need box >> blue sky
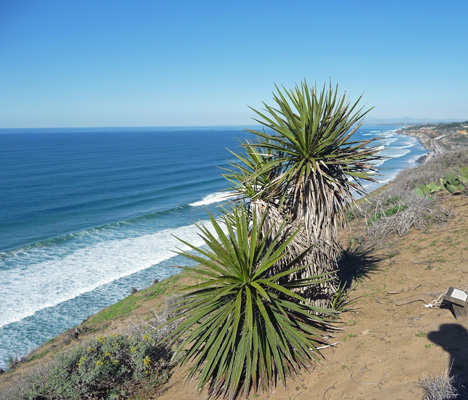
[1,0,467,128]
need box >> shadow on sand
[337,244,382,289]
[428,323,468,397]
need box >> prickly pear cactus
[415,168,468,197]
[427,182,441,192]
[461,166,468,179]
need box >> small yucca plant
[223,138,282,203]
[163,205,334,399]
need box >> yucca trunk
[251,194,339,308]
[289,170,344,306]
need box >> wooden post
[444,287,468,319]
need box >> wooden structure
[445,287,468,319]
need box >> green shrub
[345,208,357,222]
[367,203,409,225]
[4,331,173,400]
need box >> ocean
[0,125,427,368]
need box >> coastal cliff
[398,121,468,159]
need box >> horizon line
[1,118,467,131]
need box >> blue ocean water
[0,125,426,368]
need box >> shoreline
[415,152,432,164]
[395,128,434,164]
[396,123,468,163]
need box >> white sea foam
[0,221,219,328]
[378,178,392,184]
[372,159,387,167]
[399,143,415,149]
[381,171,399,183]
[381,148,411,159]
[362,171,399,192]
[189,191,236,207]
[383,138,398,145]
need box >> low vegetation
[359,149,468,239]
[416,167,468,196]
[420,369,460,400]
[81,275,182,331]
[1,301,178,400]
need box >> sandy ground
[155,194,468,400]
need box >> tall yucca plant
[247,80,381,239]
[226,81,382,304]
[164,205,333,400]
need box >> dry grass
[420,369,465,400]
[356,149,468,240]
[388,149,468,191]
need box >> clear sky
[1,0,467,128]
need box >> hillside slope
[151,193,468,400]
